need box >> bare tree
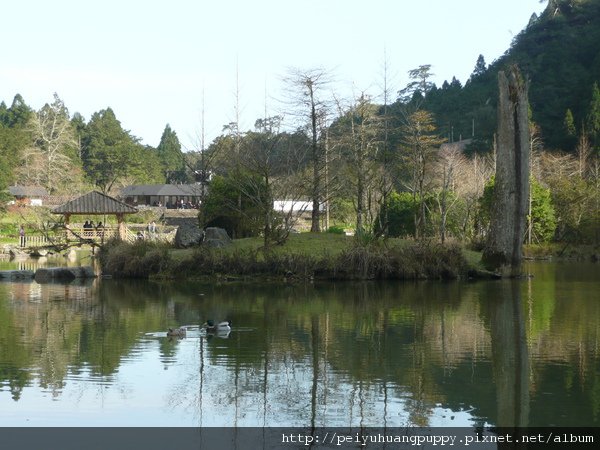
[400,109,446,239]
[282,68,333,232]
[228,117,308,248]
[374,49,398,236]
[432,146,468,243]
[332,93,384,235]
[19,94,82,193]
[455,152,495,240]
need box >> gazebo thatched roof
[52,191,138,215]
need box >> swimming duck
[166,327,186,337]
[202,320,231,333]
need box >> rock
[0,270,35,281]
[9,248,28,259]
[34,266,97,283]
[203,227,231,248]
[174,219,204,248]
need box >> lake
[0,258,598,427]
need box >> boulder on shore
[174,219,204,248]
[203,227,231,248]
[8,247,28,259]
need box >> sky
[1,0,547,150]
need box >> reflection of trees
[480,281,529,428]
[1,265,600,426]
[0,279,198,399]
[161,281,494,426]
[524,263,600,426]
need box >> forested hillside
[423,0,600,153]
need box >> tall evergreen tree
[586,82,600,152]
[0,95,33,187]
[470,55,487,81]
[6,94,32,127]
[156,124,186,183]
[82,108,140,193]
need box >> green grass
[169,232,355,262]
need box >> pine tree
[586,82,600,152]
[156,124,186,182]
[82,108,140,193]
[470,54,487,81]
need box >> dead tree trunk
[482,67,530,277]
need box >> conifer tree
[156,124,186,183]
[586,82,600,152]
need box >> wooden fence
[12,225,177,248]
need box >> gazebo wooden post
[64,213,71,242]
[117,213,126,240]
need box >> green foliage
[377,191,416,238]
[479,177,557,243]
[327,225,346,234]
[98,239,173,278]
[200,174,264,238]
[470,54,487,81]
[549,174,599,243]
[0,98,33,188]
[587,82,600,151]
[156,124,187,183]
[82,108,145,192]
[1,94,33,128]
[82,108,130,189]
[529,179,557,243]
[99,236,472,281]
[418,0,600,151]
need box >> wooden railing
[66,226,119,242]
[22,235,52,247]
[12,224,177,248]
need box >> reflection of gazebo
[52,191,138,241]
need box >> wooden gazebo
[52,191,138,241]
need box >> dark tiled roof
[8,185,49,197]
[121,184,204,197]
[52,191,138,215]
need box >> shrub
[327,225,346,234]
[376,191,416,238]
[98,239,172,278]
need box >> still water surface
[0,259,598,427]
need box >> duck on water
[166,320,231,337]
[166,327,186,337]
[202,320,232,333]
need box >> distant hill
[421,0,600,152]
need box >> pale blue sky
[1,0,546,149]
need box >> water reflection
[482,281,529,428]
[0,262,598,427]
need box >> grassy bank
[523,243,600,261]
[98,233,481,281]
